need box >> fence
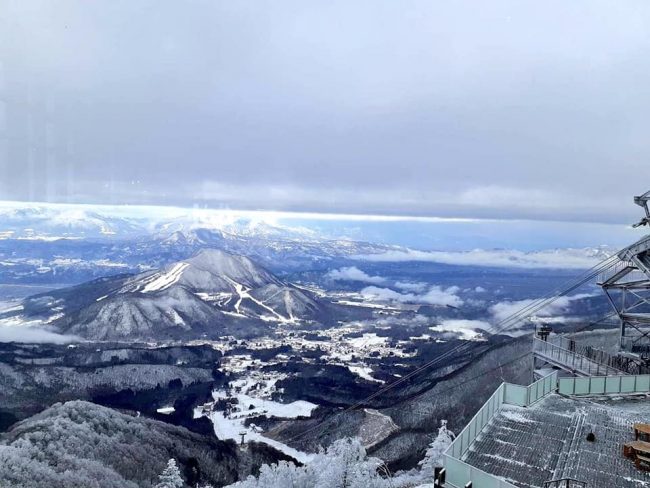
[533,338,624,376]
[543,479,587,488]
[447,383,505,459]
[504,370,557,407]
[558,374,650,396]
[444,457,518,488]
[550,335,647,375]
[443,372,557,488]
[443,368,650,487]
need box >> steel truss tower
[600,232,650,355]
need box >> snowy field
[197,373,318,463]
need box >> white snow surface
[206,387,317,464]
[156,406,175,414]
[198,372,318,464]
[209,410,314,463]
[348,365,384,384]
[212,387,317,419]
[141,262,190,292]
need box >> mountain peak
[132,248,283,295]
[190,247,235,262]
[185,248,272,278]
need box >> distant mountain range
[0,203,395,285]
[0,203,617,292]
[2,249,336,341]
[0,203,337,244]
[0,204,147,238]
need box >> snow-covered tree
[418,420,455,476]
[227,428,458,488]
[229,438,389,488]
[307,438,384,488]
[155,458,185,488]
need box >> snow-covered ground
[142,262,190,292]
[226,278,294,323]
[348,365,384,384]
[208,410,314,463]
[198,374,318,463]
[156,406,175,414]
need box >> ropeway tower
[533,191,650,377]
[601,190,650,356]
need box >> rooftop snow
[463,393,650,488]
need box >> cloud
[394,281,428,293]
[326,266,386,285]
[1,2,649,224]
[360,286,409,302]
[360,285,463,307]
[430,319,492,341]
[421,286,462,306]
[354,247,611,269]
[488,293,594,324]
[0,326,80,344]
[363,314,489,341]
[371,315,431,329]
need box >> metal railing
[543,478,587,488]
[533,338,625,376]
[622,334,650,356]
[550,336,646,375]
[598,258,631,284]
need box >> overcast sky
[1,1,649,224]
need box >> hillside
[266,335,533,470]
[4,249,335,341]
[0,400,293,488]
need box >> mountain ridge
[5,249,334,340]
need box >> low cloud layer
[0,326,80,344]
[355,247,611,269]
[326,267,386,285]
[394,281,428,293]
[488,293,594,325]
[360,285,463,307]
[430,319,492,341]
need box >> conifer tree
[155,458,185,488]
[418,420,455,476]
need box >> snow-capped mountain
[154,216,318,241]
[6,249,333,340]
[0,202,618,291]
[123,249,284,294]
[0,203,398,286]
[0,204,146,239]
[151,228,392,271]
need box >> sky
[1,1,649,226]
